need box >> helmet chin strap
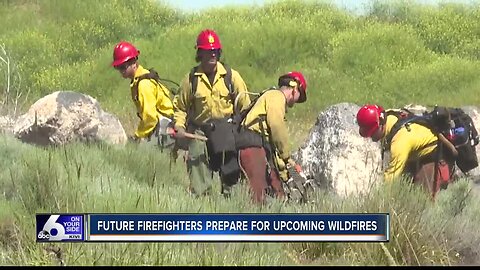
[379,111,387,126]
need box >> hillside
[2,0,480,142]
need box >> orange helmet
[356,104,385,138]
[279,71,307,103]
[195,29,222,50]
[112,41,139,67]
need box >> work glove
[278,168,289,182]
[286,163,307,194]
[274,156,289,182]
[285,158,319,203]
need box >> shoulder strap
[143,68,180,95]
[382,113,420,166]
[238,89,276,129]
[222,63,234,96]
[133,68,177,102]
[138,68,161,83]
[189,66,199,96]
[383,109,416,145]
[385,115,419,147]
[134,68,169,91]
[132,72,156,101]
[384,113,437,149]
[189,64,234,96]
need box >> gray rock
[13,91,127,146]
[402,103,428,115]
[293,102,383,197]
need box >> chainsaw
[283,163,318,204]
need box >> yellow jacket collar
[134,65,149,78]
[194,62,227,76]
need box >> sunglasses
[198,49,221,56]
[115,63,130,71]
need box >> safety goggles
[197,49,221,56]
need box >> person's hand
[171,127,187,139]
[286,158,302,173]
[128,135,141,143]
[166,127,176,137]
[278,168,289,182]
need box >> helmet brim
[196,45,222,50]
[112,56,136,67]
[297,89,307,103]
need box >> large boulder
[13,91,127,146]
[293,103,383,197]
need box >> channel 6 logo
[36,214,84,242]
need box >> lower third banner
[36,213,389,242]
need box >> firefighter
[236,71,308,203]
[356,104,456,198]
[112,41,175,148]
[172,29,251,197]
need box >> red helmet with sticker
[356,104,385,138]
[279,71,307,103]
[196,29,222,50]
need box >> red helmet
[112,41,139,67]
[196,29,222,50]
[279,71,307,103]
[356,104,385,138]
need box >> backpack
[232,88,277,153]
[132,68,178,103]
[383,106,480,174]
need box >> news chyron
[36,214,85,242]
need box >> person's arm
[134,80,159,138]
[157,83,175,118]
[173,75,191,130]
[265,93,290,161]
[231,69,251,112]
[384,138,411,182]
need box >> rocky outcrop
[293,103,383,197]
[13,91,127,146]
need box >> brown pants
[238,147,285,203]
[407,158,455,199]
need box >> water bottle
[454,127,465,136]
[158,116,172,135]
[450,127,466,145]
[447,128,455,141]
